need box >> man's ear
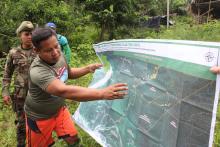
[34,47,40,53]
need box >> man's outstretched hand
[87,63,103,73]
[210,66,220,74]
[101,83,128,100]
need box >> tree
[135,0,187,16]
[0,0,76,48]
[77,0,137,41]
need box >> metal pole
[167,0,170,28]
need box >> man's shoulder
[57,34,68,45]
[8,46,22,55]
[31,56,45,69]
[30,60,51,80]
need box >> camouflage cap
[16,21,34,35]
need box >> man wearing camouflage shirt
[1,21,35,147]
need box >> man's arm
[46,79,128,101]
[62,44,71,64]
[2,51,15,105]
[68,63,102,79]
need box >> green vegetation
[215,103,220,146]
[0,0,220,146]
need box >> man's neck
[39,56,56,66]
[21,44,33,50]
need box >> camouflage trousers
[11,95,26,147]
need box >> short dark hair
[32,27,56,49]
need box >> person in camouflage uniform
[1,21,35,147]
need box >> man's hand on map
[210,66,220,74]
[87,63,103,73]
[101,83,128,100]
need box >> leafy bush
[69,25,100,65]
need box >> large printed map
[74,39,220,147]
